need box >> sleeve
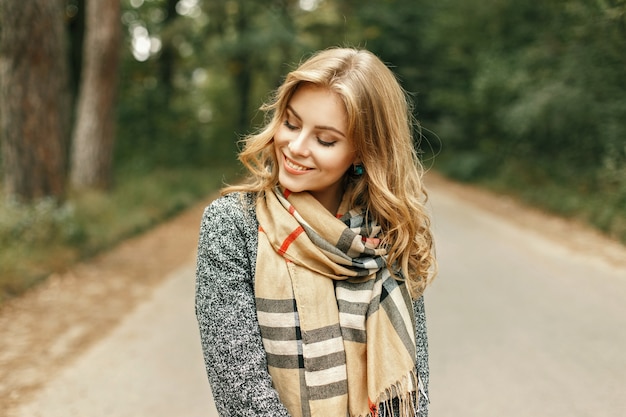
[413,295,430,416]
[195,195,291,417]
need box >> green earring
[353,164,364,176]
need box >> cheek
[274,124,295,144]
[324,151,355,174]
[273,131,291,156]
[273,131,284,147]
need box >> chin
[277,175,302,193]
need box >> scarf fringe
[364,370,428,417]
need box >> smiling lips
[284,154,312,173]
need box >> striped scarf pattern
[255,187,422,417]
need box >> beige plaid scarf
[255,187,422,417]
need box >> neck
[310,187,344,214]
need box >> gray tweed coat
[195,192,430,416]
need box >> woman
[196,47,436,417]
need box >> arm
[414,295,429,416]
[195,194,291,417]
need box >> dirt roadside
[0,194,217,411]
[1,174,624,412]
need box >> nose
[287,131,310,157]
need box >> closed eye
[283,120,299,131]
[317,138,336,147]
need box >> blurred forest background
[1,0,625,301]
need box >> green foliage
[0,166,237,303]
[2,0,624,302]
[116,0,240,169]
[114,0,328,171]
[420,0,626,241]
[0,195,86,299]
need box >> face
[274,83,357,213]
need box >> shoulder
[202,192,258,229]
[206,191,257,217]
[199,192,259,255]
[197,192,260,288]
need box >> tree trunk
[159,0,179,104]
[67,0,86,101]
[233,5,252,133]
[70,0,121,190]
[0,0,70,201]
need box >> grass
[436,154,626,245]
[497,181,626,244]
[0,164,239,304]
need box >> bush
[0,165,238,303]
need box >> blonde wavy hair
[224,47,436,297]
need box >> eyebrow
[286,105,346,138]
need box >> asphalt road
[427,188,626,417]
[11,185,626,417]
[11,263,218,417]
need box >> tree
[0,0,70,201]
[70,0,121,190]
[201,0,302,133]
[158,0,179,104]
[66,0,86,101]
